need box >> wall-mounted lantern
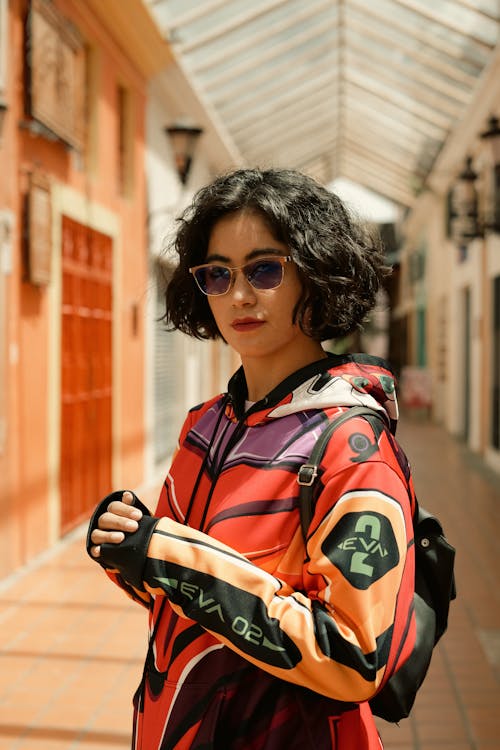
[450,156,482,244]
[165,121,203,185]
[480,115,500,233]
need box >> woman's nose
[230,269,257,303]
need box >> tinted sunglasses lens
[195,265,231,295]
[247,260,284,290]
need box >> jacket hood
[227,352,399,433]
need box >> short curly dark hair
[162,168,390,341]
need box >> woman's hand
[90,491,143,558]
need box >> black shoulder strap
[297,406,386,540]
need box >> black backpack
[297,406,456,723]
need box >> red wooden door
[60,216,113,533]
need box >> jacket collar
[226,352,396,425]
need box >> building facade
[0,0,171,577]
[395,43,500,473]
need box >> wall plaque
[28,171,52,285]
[28,0,84,149]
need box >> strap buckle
[297,464,318,486]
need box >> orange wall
[0,0,153,577]
[61,0,149,484]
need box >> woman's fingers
[105,499,143,521]
[122,490,134,505]
[91,491,143,557]
[90,525,127,557]
[98,511,139,532]
[91,529,125,545]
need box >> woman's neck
[242,342,327,402]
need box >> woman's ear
[293,294,314,336]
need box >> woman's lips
[231,318,265,332]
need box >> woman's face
[205,210,316,368]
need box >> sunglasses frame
[189,255,293,296]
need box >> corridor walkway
[0,416,499,749]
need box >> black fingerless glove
[86,490,158,589]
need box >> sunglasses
[189,256,293,296]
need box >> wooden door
[60,216,112,533]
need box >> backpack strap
[297,406,386,540]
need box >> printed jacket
[88,353,417,750]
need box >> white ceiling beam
[216,50,338,117]
[342,173,412,209]
[233,93,336,146]
[190,0,334,74]
[344,95,442,150]
[344,81,448,142]
[341,136,417,183]
[346,69,454,131]
[453,0,500,22]
[341,167,414,208]
[344,51,465,119]
[349,0,492,64]
[341,157,415,206]
[178,0,291,53]
[341,147,414,192]
[236,92,336,149]
[342,128,419,168]
[242,124,336,165]
[344,34,470,105]
[201,15,338,92]
[342,167,414,208]
[341,144,415,188]
[263,135,339,168]
[343,116,425,161]
[347,14,478,88]
[226,72,338,134]
[212,38,337,108]
[243,110,337,160]
[392,0,496,50]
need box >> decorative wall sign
[28,0,84,149]
[27,171,52,285]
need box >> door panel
[60,216,112,533]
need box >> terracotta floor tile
[467,707,500,742]
[376,720,414,741]
[416,721,471,744]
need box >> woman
[88,168,416,749]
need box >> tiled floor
[1,416,500,749]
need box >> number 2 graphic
[350,515,382,576]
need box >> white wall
[448,239,483,449]
[143,72,241,483]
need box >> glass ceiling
[145,0,500,207]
